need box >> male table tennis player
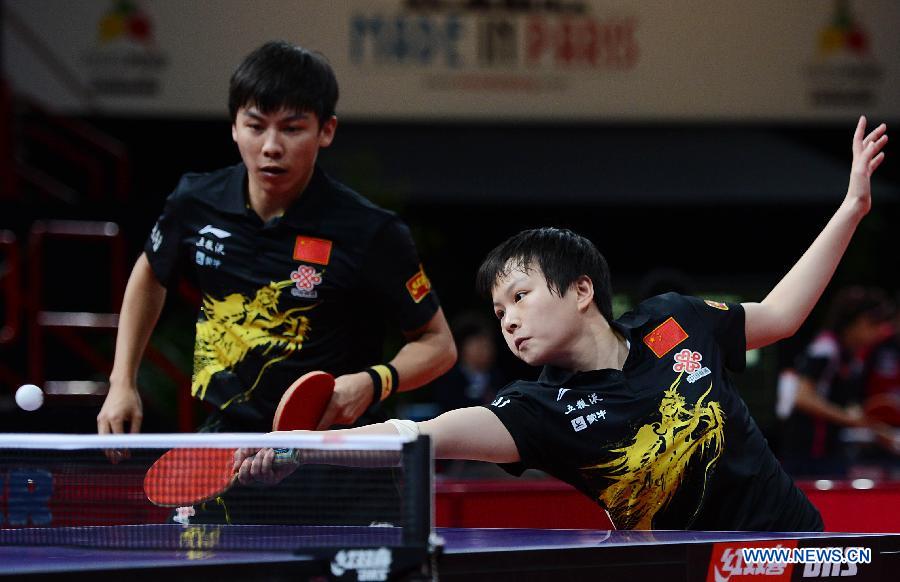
[240,117,887,531]
[98,41,456,522]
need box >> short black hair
[476,227,613,322]
[228,41,339,124]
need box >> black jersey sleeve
[481,383,549,477]
[360,218,440,332]
[143,178,190,288]
[683,295,747,372]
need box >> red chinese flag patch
[406,265,432,303]
[293,236,332,265]
[643,317,689,358]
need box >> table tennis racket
[144,371,335,507]
[272,370,335,431]
[864,393,900,427]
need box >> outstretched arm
[743,116,888,350]
[234,406,518,484]
[420,406,519,461]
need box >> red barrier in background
[435,478,900,533]
[436,479,614,529]
[798,481,900,533]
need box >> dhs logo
[331,547,392,581]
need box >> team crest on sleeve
[293,236,332,265]
[704,299,729,311]
[643,317,689,358]
[406,265,432,303]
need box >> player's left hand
[846,116,888,217]
[316,371,374,429]
[233,447,298,486]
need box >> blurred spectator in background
[431,312,507,415]
[777,286,895,476]
[864,296,900,400]
[861,299,900,461]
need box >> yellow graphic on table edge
[582,374,724,530]
[191,279,316,406]
[179,524,222,560]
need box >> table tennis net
[0,433,432,550]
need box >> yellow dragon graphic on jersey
[191,279,315,408]
[582,373,724,529]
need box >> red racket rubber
[144,447,236,507]
[272,370,335,431]
[144,371,334,506]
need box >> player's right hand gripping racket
[143,371,336,507]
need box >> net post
[401,434,432,547]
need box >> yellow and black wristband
[366,363,399,404]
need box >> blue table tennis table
[1,525,898,581]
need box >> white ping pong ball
[15,384,44,411]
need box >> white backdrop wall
[3,0,899,121]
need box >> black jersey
[144,164,440,429]
[486,293,822,531]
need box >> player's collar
[613,310,650,333]
[538,364,628,386]
[538,365,577,385]
[217,163,251,215]
[219,164,329,224]
[279,166,329,228]
[537,318,643,385]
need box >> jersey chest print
[581,371,725,529]
[192,280,316,408]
